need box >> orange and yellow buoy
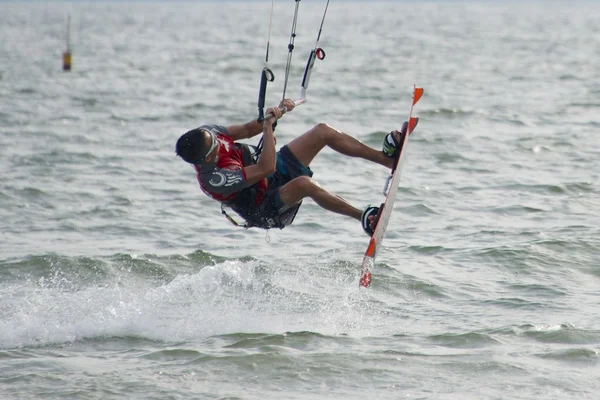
[62,51,71,71]
[63,14,72,71]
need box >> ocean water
[1,1,599,399]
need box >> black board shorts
[254,145,313,229]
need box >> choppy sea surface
[1,1,599,399]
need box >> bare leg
[286,123,395,169]
[278,176,362,221]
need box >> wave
[420,108,477,119]
[488,182,594,195]
[0,251,391,350]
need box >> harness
[220,143,304,230]
[219,143,265,229]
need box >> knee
[313,122,333,133]
[311,122,340,142]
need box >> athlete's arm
[226,119,263,141]
[242,106,281,185]
[226,99,296,141]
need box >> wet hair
[175,128,212,164]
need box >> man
[175,98,410,235]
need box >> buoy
[62,51,71,71]
[63,14,72,71]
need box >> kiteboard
[359,85,424,288]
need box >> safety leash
[256,0,275,124]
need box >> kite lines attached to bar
[256,0,331,123]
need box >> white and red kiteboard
[359,85,424,288]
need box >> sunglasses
[193,131,218,165]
